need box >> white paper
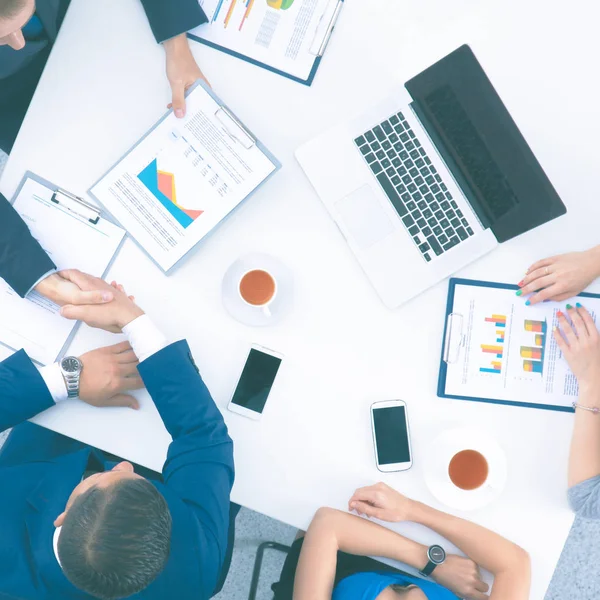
[443,284,596,409]
[193,0,338,81]
[90,84,277,272]
[0,178,125,365]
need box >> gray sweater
[569,476,600,518]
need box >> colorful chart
[267,0,295,9]
[485,314,507,328]
[138,159,203,229]
[521,319,547,375]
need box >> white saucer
[222,253,293,327]
[424,428,508,512]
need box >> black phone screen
[373,405,411,465]
[231,349,282,414]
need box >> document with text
[440,280,600,411]
[89,82,279,272]
[0,176,125,365]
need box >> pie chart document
[89,81,280,273]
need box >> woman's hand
[348,482,416,522]
[554,304,600,390]
[433,555,489,600]
[518,247,600,305]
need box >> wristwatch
[419,545,446,577]
[60,356,83,399]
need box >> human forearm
[411,501,527,576]
[569,382,600,487]
[294,508,426,600]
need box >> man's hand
[59,270,144,333]
[78,342,144,409]
[35,272,114,307]
[432,555,489,600]
[348,482,417,522]
[163,33,209,118]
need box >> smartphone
[371,400,413,472]
[227,345,283,420]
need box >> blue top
[21,14,45,40]
[333,572,460,600]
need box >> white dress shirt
[39,314,168,402]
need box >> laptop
[296,45,566,308]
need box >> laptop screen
[423,84,518,221]
[405,45,565,242]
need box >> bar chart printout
[521,319,547,375]
[480,314,506,374]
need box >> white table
[3,1,600,597]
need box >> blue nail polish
[576,302,582,308]
[525,300,531,306]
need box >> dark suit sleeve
[139,0,208,43]
[138,341,234,595]
[0,193,56,297]
[0,350,55,433]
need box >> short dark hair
[0,0,28,19]
[58,478,173,600]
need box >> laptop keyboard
[354,112,474,262]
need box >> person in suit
[0,270,235,600]
[0,0,210,154]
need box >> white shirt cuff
[26,268,57,297]
[40,363,68,403]
[122,314,168,363]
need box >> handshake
[36,270,148,410]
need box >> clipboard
[88,80,281,275]
[438,277,600,413]
[188,0,344,86]
[1,172,126,365]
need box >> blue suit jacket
[0,341,234,600]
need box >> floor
[0,150,597,599]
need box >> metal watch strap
[63,371,80,398]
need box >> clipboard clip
[310,0,343,57]
[443,313,465,364]
[51,188,101,225]
[215,107,256,150]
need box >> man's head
[55,461,172,600]
[0,0,35,50]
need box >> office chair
[248,541,291,600]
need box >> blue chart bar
[480,368,501,374]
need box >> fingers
[466,591,489,600]
[349,500,383,519]
[526,284,558,306]
[519,270,554,296]
[60,304,88,322]
[109,341,133,354]
[349,486,380,506]
[567,304,589,338]
[577,304,599,340]
[106,394,140,410]
[121,373,144,391]
[59,269,102,289]
[71,289,114,305]
[553,324,569,354]
[556,310,577,346]
[474,579,490,593]
[119,362,142,380]
[170,82,186,118]
[525,257,554,275]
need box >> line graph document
[89,82,279,272]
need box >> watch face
[429,545,446,564]
[61,357,81,373]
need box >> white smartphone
[371,400,413,472]
[227,345,283,420]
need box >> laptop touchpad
[334,185,394,250]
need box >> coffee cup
[447,449,489,491]
[238,269,277,317]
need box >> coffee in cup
[448,449,489,491]
[239,269,277,315]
